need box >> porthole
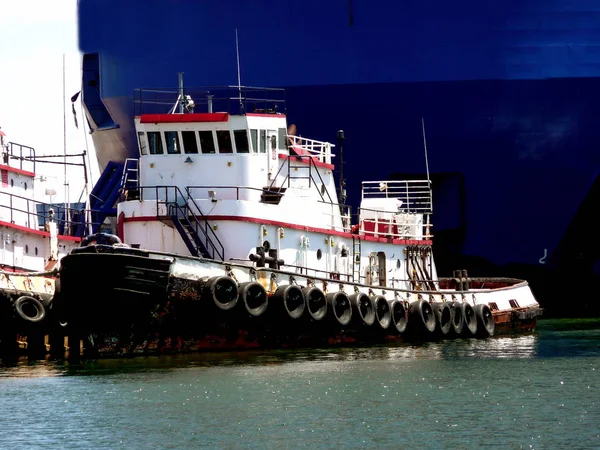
[317,249,322,260]
[35,247,38,256]
[396,259,401,269]
[25,244,29,254]
[24,182,27,191]
[10,179,13,187]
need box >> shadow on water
[1,317,599,377]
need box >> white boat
[0,128,87,355]
[55,84,543,357]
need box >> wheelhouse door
[267,129,278,179]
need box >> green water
[1,318,599,449]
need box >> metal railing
[134,85,286,116]
[361,180,433,213]
[2,142,36,173]
[287,135,335,165]
[0,191,102,237]
[185,184,352,233]
[137,185,225,260]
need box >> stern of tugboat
[56,243,172,357]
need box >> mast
[63,54,69,234]
[421,118,432,236]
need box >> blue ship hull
[78,0,600,313]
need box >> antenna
[421,117,431,183]
[337,130,346,206]
[421,118,434,229]
[235,29,243,111]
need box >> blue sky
[0,0,98,203]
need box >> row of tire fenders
[197,275,496,338]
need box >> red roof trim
[0,164,35,178]
[122,215,431,246]
[0,220,82,242]
[139,113,229,123]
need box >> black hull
[49,247,542,359]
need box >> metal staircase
[88,160,125,232]
[167,193,224,260]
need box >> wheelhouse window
[278,128,287,150]
[181,131,198,154]
[138,132,148,155]
[165,131,181,154]
[233,130,249,153]
[250,129,258,153]
[259,130,267,153]
[216,130,233,153]
[147,131,164,154]
[199,131,215,154]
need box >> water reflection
[0,358,66,378]
[0,335,539,378]
[1,318,598,377]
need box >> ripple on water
[0,319,599,449]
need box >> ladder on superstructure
[352,235,361,283]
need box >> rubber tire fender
[473,303,495,337]
[408,298,436,333]
[373,295,391,330]
[14,296,46,323]
[326,291,352,326]
[201,276,239,311]
[238,281,268,317]
[389,299,408,334]
[432,302,452,335]
[461,302,478,336]
[349,292,375,326]
[272,284,305,319]
[449,301,464,335]
[302,286,327,321]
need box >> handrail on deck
[287,135,335,165]
[136,185,225,260]
[361,180,433,214]
[0,190,101,237]
[3,142,36,174]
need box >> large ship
[77,0,600,315]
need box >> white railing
[359,180,433,240]
[319,203,352,233]
[361,180,432,213]
[287,135,335,165]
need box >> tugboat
[0,128,87,358]
[56,82,543,358]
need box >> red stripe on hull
[122,215,432,246]
[0,220,81,242]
